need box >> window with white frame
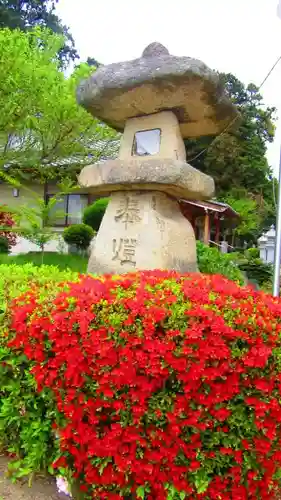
[46,194,89,227]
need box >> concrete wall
[1,182,44,207]
[9,231,69,256]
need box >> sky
[56,0,281,176]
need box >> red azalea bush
[7,271,281,499]
[0,206,16,248]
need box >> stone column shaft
[88,191,197,275]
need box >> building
[0,181,94,254]
[180,199,240,247]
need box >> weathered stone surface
[87,191,198,275]
[77,42,239,138]
[78,158,214,200]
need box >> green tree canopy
[0,28,118,182]
[0,0,77,66]
[221,188,262,244]
[87,57,102,68]
[186,74,275,189]
[185,73,276,233]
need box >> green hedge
[238,257,273,287]
[83,198,109,231]
[63,223,95,250]
[0,253,242,486]
[3,270,281,498]
[0,264,79,481]
[0,263,79,315]
[196,241,244,284]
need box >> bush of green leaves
[0,236,9,254]
[0,264,79,480]
[0,246,244,483]
[63,223,95,251]
[234,248,273,287]
[196,241,244,284]
[83,198,109,231]
[244,247,260,260]
[238,258,273,287]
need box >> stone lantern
[265,225,276,264]
[257,233,268,263]
[77,42,238,275]
[258,226,276,264]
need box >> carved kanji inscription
[115,195,141,229]
[112,238,137,266]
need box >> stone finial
[142,42,170,57]
[77,42,239,138]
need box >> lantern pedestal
[87,190,198,275]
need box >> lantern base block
[87,190,198,275]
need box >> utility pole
[273,146,281,296]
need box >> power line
[273,176,278,209]
[259,55,281,89]
[187,55,281,165]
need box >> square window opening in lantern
[132,129,161,156]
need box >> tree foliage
[185,73,276,237]
[0,0,77,66]
[0,28,118,181]
[87,56,102,68]
[222,188,262,242]
[186,74,275,194]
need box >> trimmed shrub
[0,235,9,254]
[238,257,273,287]
[83,197,109,231]
[7,271,281,499]
[63,224,95,251]
[197,241,244,284]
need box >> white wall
[10,232,68,256]
[10,233,96,256]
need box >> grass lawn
[0,251,88,272]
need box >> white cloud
[57,0,281,175]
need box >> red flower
[189,461,201,471]
[7,271,281,498]
[210,407,231,422]
[0,206,16,248]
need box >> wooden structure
[180,199,240,246]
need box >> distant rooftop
[180,198,240,219]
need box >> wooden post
[204,210,210,245]
[190,215,196,232]
[215,213,220,244]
